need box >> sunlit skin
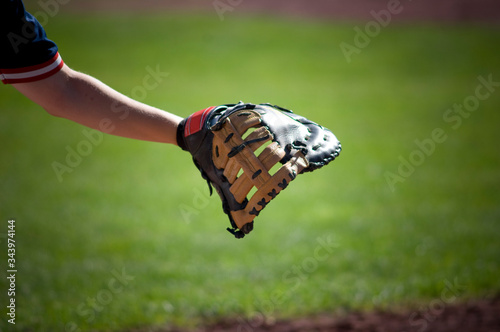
[13,64,183,145]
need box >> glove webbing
[211,110,308,237]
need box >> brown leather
[212,110,308,230]
[178,102,341,238]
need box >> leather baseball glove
[177,102,341,238]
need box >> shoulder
[0,0,63,84]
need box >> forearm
[13,64,183,144]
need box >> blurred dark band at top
[36,0,500,23]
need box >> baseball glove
[177,102,341,238]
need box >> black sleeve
[0,0,63,84]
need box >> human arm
[2,0,182,144]
[12,64,183,144]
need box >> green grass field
[1,12,500,332]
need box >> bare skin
[12,64,183,145]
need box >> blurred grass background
[1,10,500,332]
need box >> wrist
[176,118,188,150]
